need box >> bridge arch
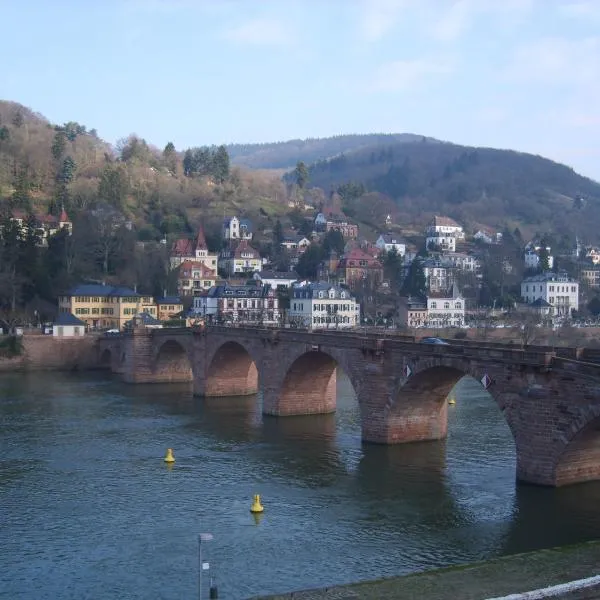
[554,405,600,486]
[263,346,363,422]
[380,357,517,447]
[153,338,193,383]
[204,340,259,397]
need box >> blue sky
[1,0,599,180]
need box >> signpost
[198,533,213,599]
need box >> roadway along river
[2,371,600,599]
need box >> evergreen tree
[59,156,76,184]
[212,145,230,183]
[51,130,67,161]
[183,149,194,176]
[538,246,550,272]
[294,161,309,189]
[11,166,31,210]
[98,166,128,209]
[163,142,177,173]
[273,219,284,246]
[0,126,9,142]
[402,257,426,296]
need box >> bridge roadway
[98,325,600,487]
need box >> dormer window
[319,292,324,298]
[340,292,346,298]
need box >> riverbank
[253,540,600,600]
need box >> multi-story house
[520,272,579,316]
[170,225,218,271]
[424,259,456,293]
[336,248,383,287]
[326,217,359,239]
[223,216,253,241]
[443,252,479,272]
[11,208,72,244]
[287,282,360,329]
[177,260,218,297]
[218,240,262,276]
[155,297,184,321]
[58,284,157,331]
[398,296,428,328]
[191,283,280,324]
[580,266,600,289]
[375,233,406,256]
[426,285,465,328]
[524,242,554,270]
[425,216,464,253]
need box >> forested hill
[302,139,600,238]
[226,133,436,169]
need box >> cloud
[370,56,455,92]
[502,36,600,87]
[221,17,292,46]
[360,0,413,42]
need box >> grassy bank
[252,540,600,600]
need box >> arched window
[444,302,450,309]
[455,302,462,309]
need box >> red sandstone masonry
[98,326,600,487]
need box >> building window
[444,302,450,309]
[430,302,437,309]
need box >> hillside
[300,140,600,239]
[0,100,288,244]
[226,134,436,169]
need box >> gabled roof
[378,233,405,244]
[256,270,300,280]
[432,215,462,228]
[171,238,195,256]
[233,239,260,259]
[178,260,216,277]
[54,313,85,326]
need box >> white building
[223,216,253,241]
[375,233,406,256]
[191,283,280,324]
[426,285,465,328]
[281,235,311,251]
[52,313,85,337]
[443,252,479,272]
[288,282,360,329]
[425,215,464,253]
[253,271,299,289]
[520,272,579,317]
[524,243,554,270]
[474,229,502,244]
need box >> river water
[2,371,600,600]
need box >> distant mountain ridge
[226,133,438,169]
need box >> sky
[1,0,599,180]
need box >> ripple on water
[3,372,600,599]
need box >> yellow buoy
[448,396,456,405]
[164,448,175,463]
[250,494,264,513]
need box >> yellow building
[155,297,184,321]
[58,284,157,331]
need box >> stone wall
[1,335,102,371]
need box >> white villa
[375,233,406,256]
[426,285,465,328]
[520,272,579,317]
[288,282,360,329]
[425,216,464,253]
[524,242,554,270]
[223,216,253,241]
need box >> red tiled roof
[432,215,461,228]
[195,225,208,250]
[171,238,195,256]
[178,260,216,278]
[233,239,259,259]
[59,209,70,222]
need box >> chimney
[163,289,167,299]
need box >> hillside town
[43,202,593,338]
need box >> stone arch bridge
[97,325,600,487]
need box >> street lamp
[198,532,213,599]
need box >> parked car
[420,337,450,345]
